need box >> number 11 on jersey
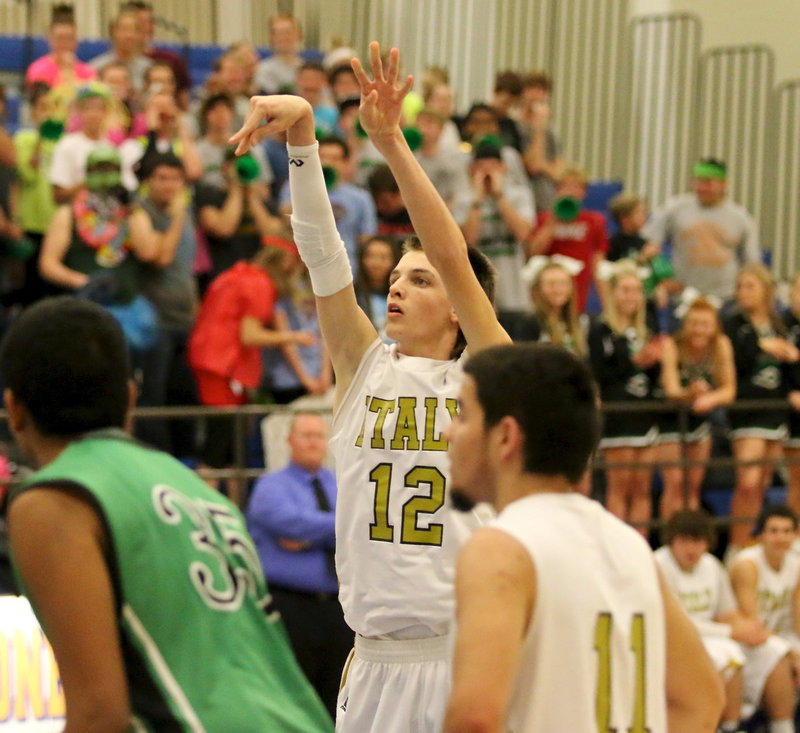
[594,612,649,733]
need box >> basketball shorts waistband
[354,633,451,663]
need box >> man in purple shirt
[246,412,352,718]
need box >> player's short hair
[0,297,130,437]
[464,343,600,483]
[609,192,645,224]
[401,237,496,359]
[754,504,798,535]
[661,510,716,547]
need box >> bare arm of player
[352,43,510,354]
[729,558,761,619]
[8,488,131,733]
[658,568,724,731]
[230,95,378,403]
[444,528,534,733]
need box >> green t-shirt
[12,129,58,233]
[11,429,332,732]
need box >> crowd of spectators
[0,2,798,543]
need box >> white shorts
[742,634,790,710]
[703,636,745,680]
[336,634,451,733]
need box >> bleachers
[0,34,326,133]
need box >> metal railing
[0,398,796,530]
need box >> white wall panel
[769,81,800,276]
[697,45,774,233]
[626,13,700,204]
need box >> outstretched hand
[229,94,314,155]
[351,42,414,143]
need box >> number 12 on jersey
[369,462,445,546]
[594,612,649,733]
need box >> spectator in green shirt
[13,83,61,304]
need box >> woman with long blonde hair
[723,262,798,553]
[521,257,587,356]
[520,257,592,495]
[588,260,663,533]
[658,297,735,519]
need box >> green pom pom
[235,153,260,183]
[39,118,64,141]
[552,196,581,222]
[402,127,423,151]
[474,134,504,149]
[6,237,36,261]
[322,165,339,190]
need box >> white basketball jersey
[330,340,486,638]
[736,545,800,637]
[495,493,667,733]
[654,547,736,623]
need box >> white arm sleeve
[286,142,353,297]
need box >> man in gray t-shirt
[255,14,304,94]
[89,8,152,93]
[452,139,535,317]
[643,158,760,301]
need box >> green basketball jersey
[10,429,333,732]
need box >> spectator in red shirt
[188,240,313,501]
[528,165,608,312]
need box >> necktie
[311,476,336,579]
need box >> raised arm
[128,196,187,267]
[352,43,509,354]
[230,95,377,404]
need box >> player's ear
[496,415,523,464]
[449,306,458,326]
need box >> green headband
[693,161,726,180]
